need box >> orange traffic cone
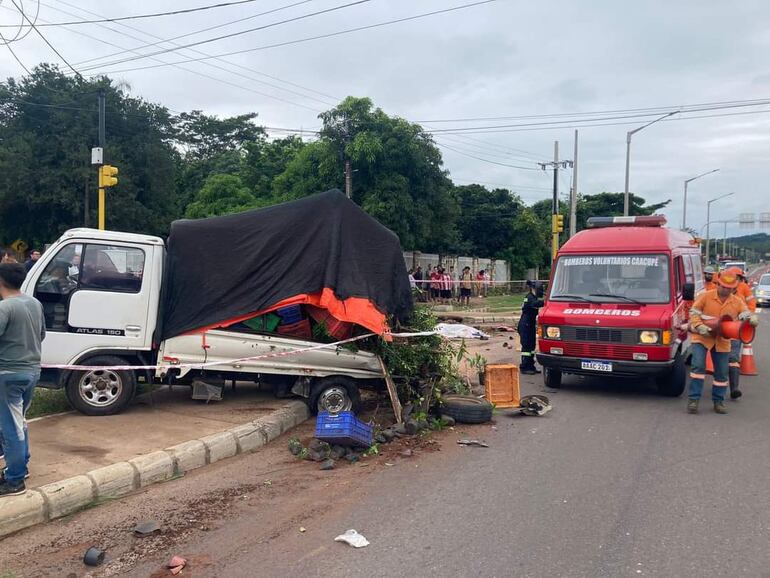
[705,350,714,374]
[740,344,758,376]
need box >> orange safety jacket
[736,281,757,312]
[689,289,748,353]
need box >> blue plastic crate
[315,411,373,447]
[276,305,303,325]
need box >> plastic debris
[133,520,160,537]
[335,529,370,548]
[167,555,187,575]
[83,547,105,567]
[518,395,553,416]
[457,439,489,448]
[299,527,307,533]
[434,323,490,340]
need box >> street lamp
[623,111,679,216]
[705,193,735,264]
[682,168,719,230]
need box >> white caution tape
[41,330,439,372]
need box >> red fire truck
[536,216,702,396]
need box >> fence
[403,251,511,282]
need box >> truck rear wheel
[543,367,562,388]
[308,376,361,415]
[656,351,686,397]
[65,355,137,416]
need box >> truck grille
[561,326,636,345]
[561,342,634,360]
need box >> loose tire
[65,355,137,416]
[656,351,686,397]
[308,376,361,415]
[543,367,562,389]
[440,394,493,424]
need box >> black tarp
[161,189,412,339]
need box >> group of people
[688,265,758,414]
[0,248,41,273]
[408,264,491,306]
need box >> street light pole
[623,111,679,216]
[682,168,719,230]
[705,192,735,264]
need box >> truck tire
[65,355,137,416]
[309,376,361,415]
[440,395,493,424]
[656,351,686,397]
[543,367,562,388]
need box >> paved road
[216,314,770,578]
[5,314,768,577]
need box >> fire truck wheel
[656,352,686,397]
[543,367,562,389]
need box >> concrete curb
[0,400,310,538]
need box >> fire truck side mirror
[682,282,695,302]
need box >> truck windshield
[550,254,670,304]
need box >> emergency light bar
[586,215,667,228]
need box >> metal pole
[723,222,727,257]
[570,130,578,237]
[623,132,632,216]
[706,201,711,265]
[98,90,106,230]
[682,180,688,230]
[552,141,559,261]
[344,158,352,199]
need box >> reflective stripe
[690,373,706,379]
[713,381,729,387]
[729,363,741,368]
[689,308,704,316]
[521,351,533,357]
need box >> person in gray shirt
[0,263,45,497]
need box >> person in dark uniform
[518,280,544,375]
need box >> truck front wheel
[543,367,562,389]
[65,355,137,416]
[656,351,686,397]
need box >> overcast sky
[2,0,769,240]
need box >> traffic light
[552,213,564,233]
[99,165,118,188]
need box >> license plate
[581,360,613,372]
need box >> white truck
[23,228,385,416]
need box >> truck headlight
[546,326,561,339]
[639,330,660,344]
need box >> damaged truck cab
[536,216,701,396]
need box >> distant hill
[726,232,770,259]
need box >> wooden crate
[484,364,520,408]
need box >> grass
[482,293,526,312]
[26,388,71,419]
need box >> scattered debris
[345,452,360,464]
[167,556,187,575]
[516,395,553,417]
[440,414,456,427]
[306,439,331,462]
[320,458,336,471]
[288,438,303,456]
[495,325,517,332]
[330,444,347,459]
[133,520,161,537]
[299,527,307,533]
[400,449,414,458]
[384,462,394,467]
[374,432,387,444]
[334,529,370,548]
[457,439,489,448]
[380,428,396,442]
[83,546,105,567]
[404,419,419,436]
[435,323,490,340]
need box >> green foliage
[184,174,257,219]
[26,388,70,419]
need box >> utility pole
[97,90,106,230]
[570,130,578,237]
[344,158,352,199]
[539,141,572,261]
[723,222,728,258]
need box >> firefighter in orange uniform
[703,266,718,291]
[687,270,757,414]
[725,267,757,399]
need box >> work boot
[714,401,728,415]
[687,399,699,414]
[729,367,742,399]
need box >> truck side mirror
[682,282,695,301]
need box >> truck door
[32,241,154,365]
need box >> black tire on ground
[65,355,137,416]
[543,367,562,389]
[308,376,362,415]
[440,394,494,424]
[656,351,687,397]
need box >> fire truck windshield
[550,254,671,304]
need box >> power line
[8,0,81,77]
[435,141,540,171]
[76,0,374,73]
[0,0,39,45]
[76,0,501,74]
[0,0,284,27]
